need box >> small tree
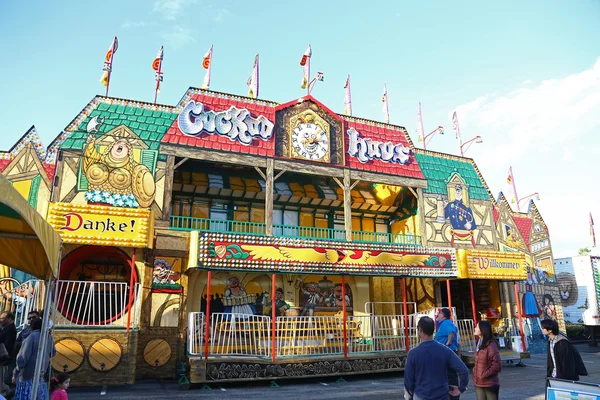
[579,247,592,256]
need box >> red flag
[591,212,596,248]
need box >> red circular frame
[57,246,139,326]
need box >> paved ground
[69,344,600,399]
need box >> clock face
[291,123,329,161]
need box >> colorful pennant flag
[100,36,118,93]
[382,84,389,123]
[300,45,311,89]
[152,46,164,103]
[247,54,259,98]
[591,212,596,248]
[506,166,518,205]
[344,74,352,115]
[451,111,460,139]
[202,45,213,90]
[416,102,424,142]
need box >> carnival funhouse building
[0,87,563,385]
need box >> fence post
[342,276,348,358]
[204,271,212,360]
[402,278,410,352]
[126,251,137,332]
[271,273,277,362]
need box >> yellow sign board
[457,249,526,280]
[47,203,154,248]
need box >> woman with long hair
[472,320,502,400]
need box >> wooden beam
[162,155,175,220]
[332,177,343,188]
[349,180,360,190]
[416,187,427,246]
[265,159,274,236]
[161,144,267,168]
[274,169,287,182]
[350,169,428,189]
[254,166,266,180]
[407,187,418,198]
[273,159,344,179]
[173,157,189,170]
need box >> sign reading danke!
[47,203,153,248]
[178,100,274,145]
[347,128,411,164]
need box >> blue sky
[1,0,599,257]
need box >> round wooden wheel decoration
[52,338,85,373]
[87,338,123,372]
[143,339,172,368]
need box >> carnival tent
[0,174,61,279]
[0,173,61,399]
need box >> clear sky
[1,0,599,257]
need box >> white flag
[247,54,259,98]
[300,45,311,89]
[344,74,352,115]
[452,111,460,139]
[416,102,424,142]
[382,84,389,123]
[201,45,213,90]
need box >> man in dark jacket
[541,319,587,381]
[0,311,16,396]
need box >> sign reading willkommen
[457,249,527,280]
[47,202,154,248]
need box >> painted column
[343,169,352,242]
[265,159,274,236]
[402,277,410,352]
[513,281,526,352]
[446,279,453,312]
[271,273,277,362]
[342,275,348,358]
[204,271,212,360]
[469,279,477,323]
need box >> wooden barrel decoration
[88,338,123,372]
[52,339,85,373]
[143,339,171,368]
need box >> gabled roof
[276,95,345,124]
[512,215,533,249]
[0,126,56,180]
[56,96,178,152]
[414,149,492,201]
[527,200,549,234]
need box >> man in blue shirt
[404,316,468,400]
[435,308,460,399]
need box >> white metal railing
[276,316,345,357]
[54,280,140,328]
[456,319,476,352]
[364,302,417,315]
[0,280,46,330]
[348,314,409,354]
[210,313,271,357]
[187,312,205,356]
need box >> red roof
[162,92,276,157]
[42,162,56,180]
[513,215,533,249]
[0,159,11,173]
[344,119,424,180]
[492,207,499,223]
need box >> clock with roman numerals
[289,112,330,163]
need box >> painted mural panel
[296,276,352,316]
[152,257,182,293]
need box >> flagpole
[418,102,426,149]
[455,116,463,155]
[256,54,260,98]
[509,166,520,211]
[306,46,311,96]
[106,67,111,97]
[154,47,163,104]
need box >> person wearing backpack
[541,319,588,381]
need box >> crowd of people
[0,309,65,400]
[403,309,588,400]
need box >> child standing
[49,374,70,400]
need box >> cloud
[451,58,600,257]
[154,0,198,20]
[160,25,195,48]
[122,20,146,29]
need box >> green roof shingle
[415,152,490,201]
[61,103,178,152]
